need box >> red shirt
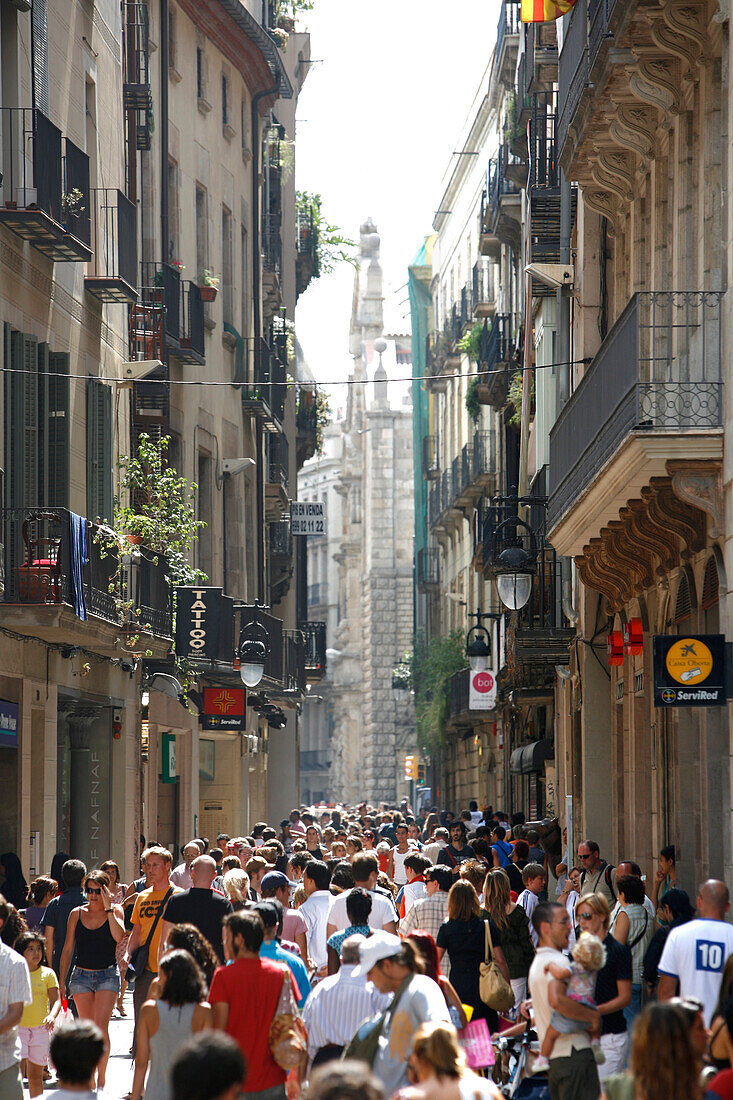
[209,956,296,1093]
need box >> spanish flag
[521,0,577,22]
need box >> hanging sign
[161,733,177,783]
[291,501,325,535]
[201,687,247,731]
[175,587,234,662]
[470,669,497,710]
[653,634,726,707]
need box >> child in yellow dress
[15,931,61,1097]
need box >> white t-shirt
[327,889,397,931]
[517,889,540,947]
[392,848,411,885]
[529,946,591,1059]
[658,918,733,1024]
[470,811,484,827]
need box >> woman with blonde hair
[483,868,534,1005]
[602,1002,702,1100]
[436,880,510,1030]
[222,868,250,910]
[393,1021,501,1099]
[576,891,631,1077]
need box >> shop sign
[174,587,234,662]
[201,687,247,731]
[652,634,726,707]
[469,668,497,710]
[0,700,18,748]
[291,501,325,535]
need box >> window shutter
[44,352,69,508]
[86,378,113,522]
[32,0,50,117]
[2,324,11,507]
[6,332,39,510]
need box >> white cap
[352,931,403,978]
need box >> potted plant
[61,188,85,227]
[197,270,220,302]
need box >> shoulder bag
[268,967,308,1071]
[341,974,411,1067]
[479,920,515,1013]
[127,887,173,978]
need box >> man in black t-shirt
[437,822,476,876]
[577,895,631,1079]
[159,855,232,961]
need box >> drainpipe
[556,167,572,409]
[160,0,169,265]
[562,571,579,626]
[252,82,278,604]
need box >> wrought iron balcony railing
[300,620,326,682]
[295,198,320,298]
[283,629,306,693]
[123,2,152,110]
[446,667,471,719]
[86,189,137,303]
[241,338,285,427]
[473,262,496,316]
[267,432,289,490]
[549,291,724,530]
[557,0,589,159]
[417,547,440,591]
[422,435,440,480]
[496,0,520,67]
[178,281,205,364]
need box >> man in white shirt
[301,934,391,1067]
[609,861,656,927]
[327,855,397,939]
[387,823,412,886]
[468,800,484,828]
[169,841,200,890]
[0,896,33,1100]
[299,861,334,976]
[517,862,546,947]
[529,901,601,1100]
[399,853,432,920]
[659,879,733,1025]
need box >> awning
[509,738,554,775]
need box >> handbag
[459,1017,496,1069]
[268,967,308,1071]
[479,919,515,1013]
[341,975,411,1067]
[127,887,172,978]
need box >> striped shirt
[0,942,32,1071]
[300,963,391,1059]
[398,892,450,976]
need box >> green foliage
[457,322,483,363]
[507,369,535,428]
[115,434,207,588]
[315,390,331,454]
[465,377,481,426]
[412,631,466,755]
[296,191,357,276]
[275,0,313,19]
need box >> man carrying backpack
[577,840,616,907]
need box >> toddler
[535,932,606,1070]
[15,931,61,1097]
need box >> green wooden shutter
[3,324,11,508]
[6,331,40,510]
[86,378,113,522]
[44,352,69,508]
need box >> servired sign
[201,687,247,731]
[470,669,497,711]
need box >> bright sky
[294,0,495,418]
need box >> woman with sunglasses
[59,870,125,1089]
[362,831,376,852]
[575,891,631,1079]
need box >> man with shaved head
[170,840,201,889]
[658,878,733,1024]
[159,855,233,962]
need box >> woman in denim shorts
[59,869,126,1089]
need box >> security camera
[222,458,256,476]
[524,263,575,290]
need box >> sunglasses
[578,854,592,860]
[85,887,102,896]
[578,911,595,920]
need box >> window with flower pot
[196,185,208,283]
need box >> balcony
[123,2,152,111]
[422,435,440,480]
[445,667,472,725]
[487,146,522,250]
[300,620,327,683]
[417,547,440,593]
[0,108,92,262]
[282,630,306,695]
[557,0,589,165]
[139,261,181,347]
[269,515,293,603]
[176,282,205,364]
[296,385,318,466]
[241,338,285,429]
[428,466,462,533]
[475,314,516,407]
[527,93,578,297]
[425,332,449,394]
[472,262,496,319]
[524,21,558,96]
[295,197,320,299]
[85,189,138,303]
[0,508,171,649]
[265,433,289,522]
[548,291,723,557]
[496,0,520,85]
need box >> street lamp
[495,544,533,611]
[238,616,270,688]
[466,624,492,672]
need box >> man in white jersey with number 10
[658,879,733,1025]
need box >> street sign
[291,501,325,535]
[470,668,497,710]
[652,634,726,707]
[201,687,247,731]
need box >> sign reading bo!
[470,669,497,711]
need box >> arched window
[702,556,720,633]
[674,570,697,630]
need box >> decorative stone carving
[607,519,655,590]
[608,104,657,161]
[667,459,724,538]
[590,146,636,202]
[622,501,678,573]
[626,57,682,118]
[645,478,706,554]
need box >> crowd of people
[0,805,731,1100]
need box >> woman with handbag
[436,882,511,1031]
[483,869,535,1006]
[58,870,126,1089]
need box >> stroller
[493,1022,550,1100]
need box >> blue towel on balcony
[68,512,88,621]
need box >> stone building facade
[330,222,416,804]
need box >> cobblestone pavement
[33,991,135,1099]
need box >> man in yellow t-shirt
[123,846,179,1058]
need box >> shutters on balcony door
[43,352,69,508]
[5,331,39,510]
[32,0,50,116]
[86,378,113,522]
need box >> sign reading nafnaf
[291,501,325,535]
[470,669,497,711]
[653,634,726,707]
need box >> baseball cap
[260,870,296,893]
[352,931,403,978]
